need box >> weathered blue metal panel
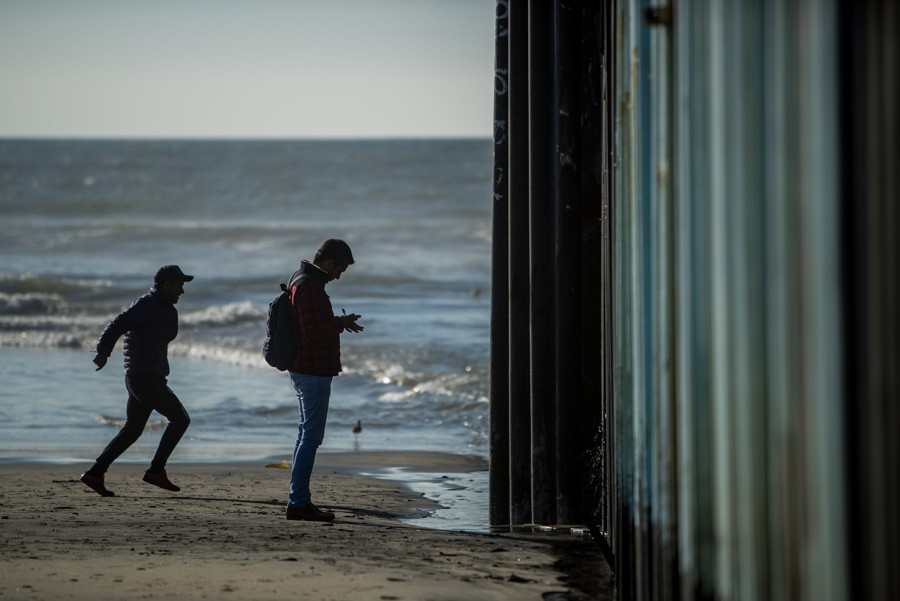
[615,0,848,598]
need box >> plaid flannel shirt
[288,273,344,376]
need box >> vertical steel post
[489,0,511,527]
[553,0,582,526]
[598,0,617,551]
[580,2,617,565]
[528,0,557,526]
[507,0,533,526]
[840,0,900,597]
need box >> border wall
[489,1,899,599]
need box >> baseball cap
[154,265,194,284]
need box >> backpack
[262,271,308,371]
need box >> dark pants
[88,374,190,475]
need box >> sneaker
[142,470,180,492]
[80,472,115,497]
[286,503,335,522]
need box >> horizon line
[0,134,493,142]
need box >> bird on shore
[352,420,362,435]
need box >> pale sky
[0,0,495,139]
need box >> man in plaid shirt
[285,239,363,522]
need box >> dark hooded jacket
[95,289,178,376]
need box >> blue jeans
[288,373,332,507]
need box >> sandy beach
[0,452,613,600]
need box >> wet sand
[0,452,613,600]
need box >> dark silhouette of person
[80,265,194,497]
[284,239,363,521]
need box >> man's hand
[340,314,364,333]
[93,354,108,371]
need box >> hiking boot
[286,502,335,522]
[142,470,180,492]
[80,472,115,497]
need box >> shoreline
[0,449,489,469]
[0,453,614,600]
[0,450,491,530]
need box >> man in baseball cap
[154,264,194,285]
[80,265,194,496]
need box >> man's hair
[314,239,355,265]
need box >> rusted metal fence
[489,0,899,599]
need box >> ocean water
[0,139,493,467]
